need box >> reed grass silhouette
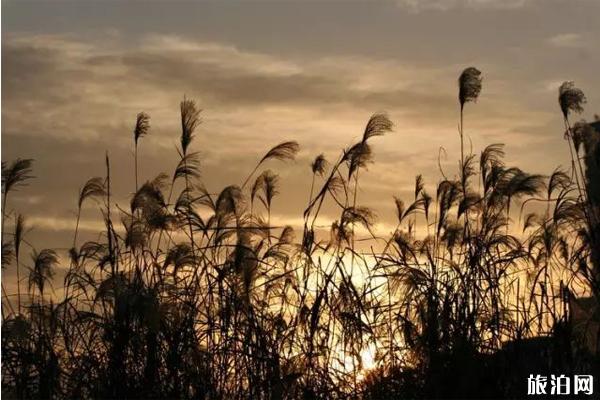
[1,69,599,399]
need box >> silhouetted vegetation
[2,69,599,399]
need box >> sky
[2,0,599,262]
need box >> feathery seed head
[134,112,150,145]
[559,81,586,119]
[459,67,483,108]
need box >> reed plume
[458,67,482,180]
[133,112,150,190]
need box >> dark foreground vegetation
[2,68,600,399]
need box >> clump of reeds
[1,69,597,400]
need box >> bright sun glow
[361,342,377,371]
[337,342,378,381]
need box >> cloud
[547,33,584,48]
[2,34,543,148]
[3,34,451,143]
[2,32,577,262]
[396,0,532,12]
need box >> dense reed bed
[2,69,599,399]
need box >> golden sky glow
[2,0,599,264]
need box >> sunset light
[2,1,599,399]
